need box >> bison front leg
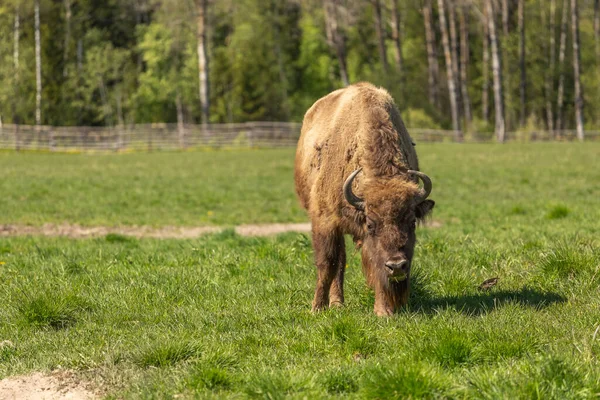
[311,228,345,312]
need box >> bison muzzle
[294,82,435,316]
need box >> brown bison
[294,83,435,316]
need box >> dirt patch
[0,371,97,400]
[0,220,440,239]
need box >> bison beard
[294,83,435,316]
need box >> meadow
[0,143,600,398]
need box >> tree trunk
[459,4,472,125]
[63,0,71,77]
[14,6,19,72]
[13,5,20,125]
[390,0,404,75]
[546,0,555,134]
[423,0,439,108]
[437,0,461,138]
[595,0,599,64]
[324,0,349,86]
[501,0,510,131]
[448,0,462,117]
[176,91,185,148]
[35,0,42,127]
[571,0,584,141]
[372,0,389,72]
[518,0,526,126]
[272,1,290,120]
[482,1,490,122]
[556,0,568,132]
[196,0,210,125]
[486,0,506,142]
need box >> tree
[196,0,210,124]
[422,0,439,108]
[556,0,568,131]
[437,0,461,138]
[324,0,349,86]
[448,0,462,120]
[458,3,472,125]
[545,0,555,133]
[482,0,490,122]
[518,0,526,126]
[595,0,600,64]
[486,0,505,142]
[571,0,584,141]
[13,2,20,125]
[35,0,42,126]
[372,0,389,73]
[390,0,403,75]
[501,0,511,131]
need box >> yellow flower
[0,262,5,265]
[207,211,214,216]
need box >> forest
[0,0,598,141]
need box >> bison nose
[385,258,409,275]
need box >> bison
[294,82,435,316]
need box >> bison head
[344,168,434,315]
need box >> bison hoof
[329,300,344,308]
[374,307,394,317]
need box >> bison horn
[343,168,365,210]
[407,170,432,203]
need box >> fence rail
[0,123,598,152]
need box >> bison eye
[366,218,376,233]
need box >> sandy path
[0,223,312,239]
[0,371,97,400]
[0,221,441,239]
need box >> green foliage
[401,108,442,129]
[1,0,599,129]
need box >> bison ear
[415,200,435,220]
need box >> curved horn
[407,170,432,203]
[343,168,365,210]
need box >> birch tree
[390,0,404,75]
[13,3,20,125]
[196,0,210,124]
[518,0,526,126]
[571,0,584,141]
[423,0,439,108]
[486,0,505,142]
[448,0,462,117]
[556,0,568,131]
[482,1,490,122]
[372,0,389,72]
[545,0,555,133]
[437,0,461,138]
[35,0,42,127]
[595,0,600,64]
[324,0,349,86]
[459,3,472,125]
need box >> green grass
[0,143,600,398]
[1,143,599,229]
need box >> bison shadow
[408,284,566,316]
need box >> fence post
[15,124,20,151]
[49,127,55,151]
[147,128,153,152]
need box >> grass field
[1,143,600,398]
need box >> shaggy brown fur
[294,83,435,316]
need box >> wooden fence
[0,122,598,152]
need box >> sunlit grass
[0,143,599,398]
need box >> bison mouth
[389,273,408,282]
